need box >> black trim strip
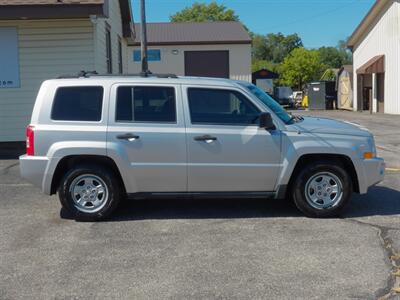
[127,191,277,200]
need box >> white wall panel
[353,1,400,114]
[0,19,94,141]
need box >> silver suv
[20,74,385,221]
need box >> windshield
[239,82,293,124]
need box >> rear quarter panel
[31,80,111,194]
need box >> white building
[0,0,134,142]
[128,22,252,82]
[347,0,400,114]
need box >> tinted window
[116,86,176,123]
[188,88,260,125]
[51,86,103,121]
[239,82,292,124]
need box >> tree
[279,48,324,89]
[170,1,239,22]
[318,47,344,69]
[251,59,278,73]
[318,46,352,69]
[251,34,268,60]
[337,39,353,65]
[252,32,303,63]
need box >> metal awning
[357,55,385,74]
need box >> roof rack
[57,70,178,79]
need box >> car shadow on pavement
[60,186,400,221]
[112,197,303,221]
[344,185,400,218]
[60,197,303,221]
[108,186,400,221]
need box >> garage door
[184,51,229,78]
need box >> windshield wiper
[287,114,303,124]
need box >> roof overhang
[129,40,251,46]
[129,22,251,46]
[118,0,134,39]
[357,55,385,74]
[347,0,393,49]
[252,68,279,79]
[0,0,134,38]
[0,3,107,20]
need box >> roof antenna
[140,0,151,77]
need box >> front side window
[239,82,292,124]
[187,88,260,125]
[51,86,103,121]
[116,86,176,123]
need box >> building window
[106,24,112,74]
[118,38,123,74]
[51,86,104,121]
[133,49,161,62]
[0,27,20,88]
[116,86,176,123]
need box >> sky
[131,0,375,48]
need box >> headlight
[368,135,377,156]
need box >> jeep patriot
[19,74,385,221]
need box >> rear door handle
[194,135,217,143]
[117,133,140,141]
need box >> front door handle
[194,135,217,143]
[117,133,140,141]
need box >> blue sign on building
[133,49,161,62]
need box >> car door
[182,85,282,192]
[107,83,187,193]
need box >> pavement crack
[1,162,19,175]
[345,219,400,299]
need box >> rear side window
[51,86,103,121]
[116,86,176,123]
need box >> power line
[250,0,360,32]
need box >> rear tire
[291,161,352,218]
[58,164,122,221]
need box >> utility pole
[140,0,150,76]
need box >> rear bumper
[359,157,385,194]
[19,155,49,193]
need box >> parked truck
[274,86,294,107]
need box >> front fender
[277,132,365,192]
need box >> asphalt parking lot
[1,110,399,299]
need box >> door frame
[106,82,188,193]
[180,84,283,192]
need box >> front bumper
[19,155,49,192]
[359,157,385,194]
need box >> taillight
[26,125,34,156]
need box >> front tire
[291,161,352,218]
[58,165,122,221]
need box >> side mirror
[259,112,276,130]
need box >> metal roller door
[184,50,229,78]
